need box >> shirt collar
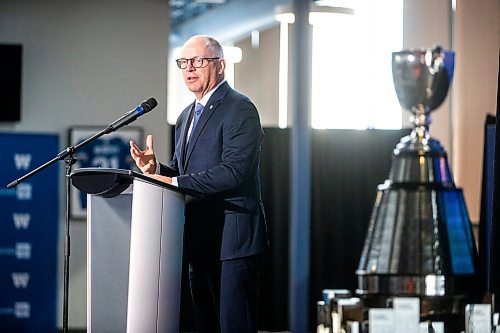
[196,80,226,107]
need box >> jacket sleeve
[159,157,180,177]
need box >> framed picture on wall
[69,126,143,219]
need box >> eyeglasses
[175,57,220,69]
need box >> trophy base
[356,273,484,297]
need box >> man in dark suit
[130,35,268,333]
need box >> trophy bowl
[392,47,455,116]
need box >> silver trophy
[392,46,454,150]
[357,47,482,331]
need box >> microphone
[108,97,158,132]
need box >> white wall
[453,0,499,222]
[235,28,280,127]
[0,0,170,328]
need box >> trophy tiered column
[356,47,483,328]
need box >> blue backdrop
[0,132,59,332]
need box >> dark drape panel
[172,125,410,331]
[258,128,291,331]
[310,129,404,291]
[258,128,409,331]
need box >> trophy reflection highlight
[357,47,482,328]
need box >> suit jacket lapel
[178,102,195,174]
[184,82,231,169]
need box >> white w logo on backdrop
[13,154,32,170]
[11,272,30,288]
[13,213,31,229]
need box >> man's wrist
[153,160,177,186]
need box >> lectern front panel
[88,190,132,333]
[158,186,185,333]
[82,170,186,333]
[126,179,185,333]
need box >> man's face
[180,38,225,100]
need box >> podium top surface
[70,168,201,198]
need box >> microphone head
[141,97,158,113]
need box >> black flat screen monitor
[0,44,22,122]
[479,114,496,292]
[480,63,500,311]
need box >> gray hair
[194,35,224,58]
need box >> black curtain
[174,126,410,331]
[258,128,409,331]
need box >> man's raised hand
[129,134,157,174]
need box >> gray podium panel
[127,179,185,333]
[87,189,133,333]
[85,174,185,333]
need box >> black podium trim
[70,168,201,198]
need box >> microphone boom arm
[6,97,157,188]
[8,124,112,189]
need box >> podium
[71,168,194,333]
